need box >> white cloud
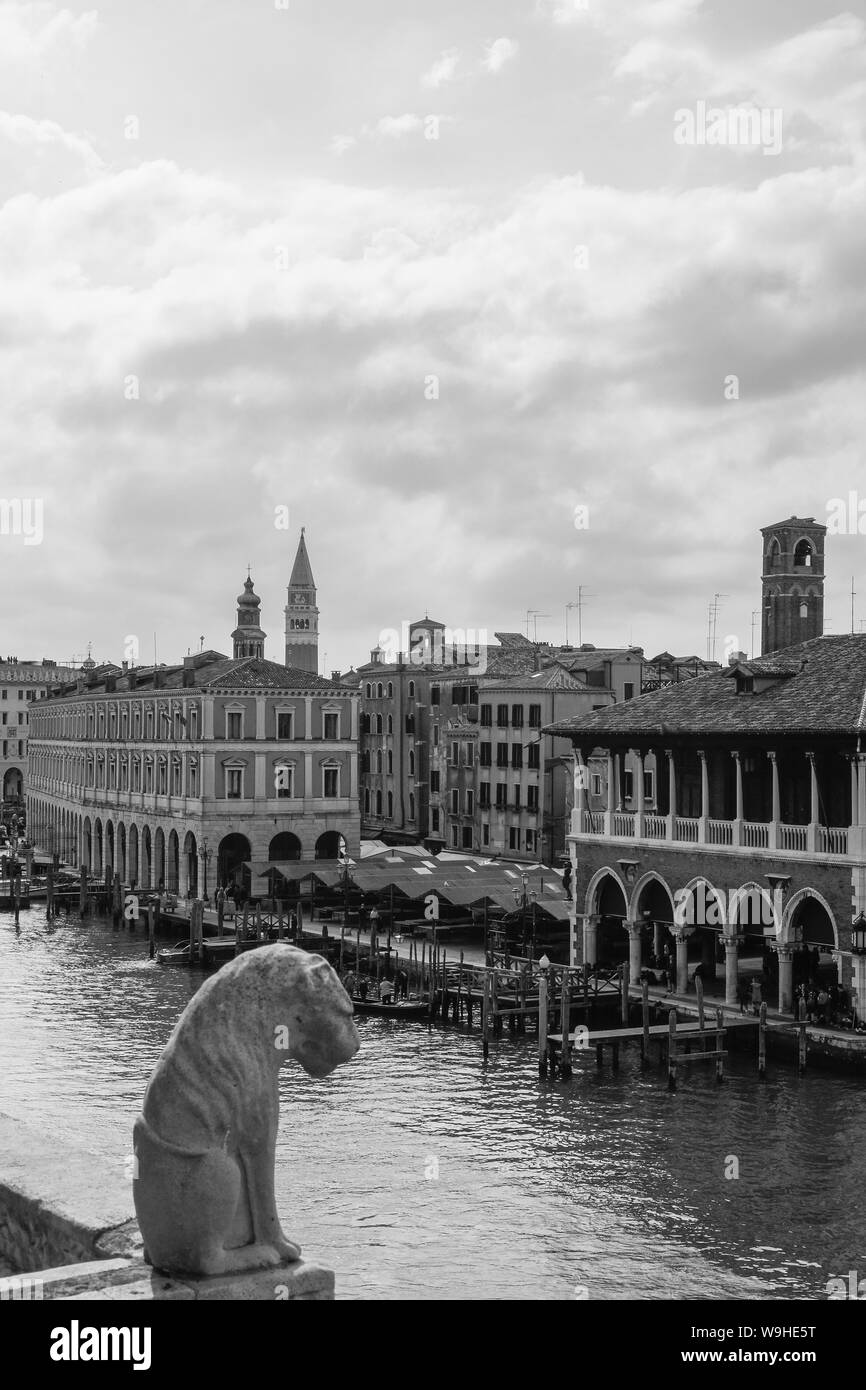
[422,48,461,89]
[328,134,357,157]
[0,2,98,67]
[483,37,519,74]
[0,110,103,174]
[371,114,425,139]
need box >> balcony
[572,808,851,858]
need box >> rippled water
[1,906,863,1300]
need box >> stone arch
[183,830,197,897]
[269,831,302,861]
[780,887,839,950]
[154,826,166,890]
[584,867,630,967]
[118,821,127,882]
[105,819,115,877]
[218,832,251,898]
[167,829,180,892]
[128,823,139,887]
[729,881,777,937]
[315,830,343,860]
[3,767,22,800]
[628,870,677,923]
[141,825,152,889]
[94,817,104,875]
[678,875,728,930]
[83,816,92,871]
[583,865,629,919]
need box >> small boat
[156,940,191,966]
[201,937,237,965]
[352,995,429,1019]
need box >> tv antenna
[565,586,595,646]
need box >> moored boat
[201,937,237,965]
[352,995,429,1019]
[156,941,191,966]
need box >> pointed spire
[289,529,315,589]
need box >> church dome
[237,575,260,608]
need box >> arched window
[376,715,383,734]
[409,750,415,776]
[364,789,371,812]
[387,791,393,818]
[376,750,383,773]
[387,715,393,734]
[375,790,382,815]
[387,682,393,698]
[794,539,813,568]
[377,683,383,699]
[409,793,415,820]
[387,750,393,774]
[366,684,372,699]
[408,681,415,699]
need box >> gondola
[351,995,429,1019]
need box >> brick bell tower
[761,515,826,655]
[284,528,319,673]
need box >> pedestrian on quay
[369,905,380,952]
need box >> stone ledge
[43,1257,333,1301]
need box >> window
[496,743,509,768]
[430,771,440,792]
[376,750,383,774]
[451,825,459,847]
[466,789,475,815]
[376,715,383,734]
[432,726,439,747]
[591,773,602,797]
[450,741,459,765]
[227,711,242,739]
[431,809,440,833]
[365,789,371,812]
[409,750,415,776]
[365,684,372,699]
[189,760,197,797]
[479,781,491,807]
[377,683,383,699]
[497,704,508,728]
[643,770,654,802]
[480,704,492,727]
[462,827,473,849]
[511,744,523,769]
[529,704,541,728]
[387,715,393,734]
[145,760,154,793]
[276,764,293,798]
[387,750,393,774]
[409,793,415,820]
[528,744,540,770]
[509,827,519,850]
[226,768,243,799]
[387,682,393,698]
[526,829,536,852]
[376,790,382,815]
[624,769,634,799]
[277,711,293,739]
[451,789,459,814]
[511,704,523,728]
[157,760,167,795]
[323,712,338,740]
[431,686,440,706]
[527,785,539,811]
[323,767,339,798]
[624,683,635,701]
[466,743,474,767]
[387,791,393,817]
[482,823,490,846]
[480,742,491,767]
[408,681,415,699]
[496,783,507,808]
[171,760,181,795]
[513,785,521,810]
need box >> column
[768,751,780,850]
[806,752,818,853]
[674,928,690,994]
[634,750,645,838]
[304,696,313,740]
[202,698,214,740]
[626,922,643,985]
[858,754,866,829]
[653,920,663,957]
[254,752,266,801]
[732,749,743,848]
[583,914,598,970]
[776,943,794,1014]
[851,756,859,828]
[605,750,614,836]
[698,748,708,844]
[574,750,587,833]
[350,696,359,743]
[613,752,622,812]
[304,750,314,802]
[722,933,739,1007]
[666,749,676,840]
[350,751,358,800]
[255,696,267,740]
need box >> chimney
[331,669,341,683]
[128,667,137,690]
[121,660,128,673]
[728,650,748,667]
[182,655,196,688]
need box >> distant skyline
[1,0,865,672]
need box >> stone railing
[572,812,851,858]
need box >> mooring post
[667,1008,677,1091]
[797,997,807,1075]
[79,864,87,919]
[758,1001,767,1078]
[695,974,705,1030]
[46,863,55,919]
[482,971,490,1063]
[538,970,548,1077]
[560,974,572,1078]
[147,904,155,960]
[641,979,650,1062]
[716,1007,725,1083]
[620,964,629,1025]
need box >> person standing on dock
[369,906,380,953]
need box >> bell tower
[761,515,826,655]
[285,528,319,673]
[231,571,266,660]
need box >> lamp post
[199,838,212,904]
[512,873,538,960]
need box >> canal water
[1,907,863,1300]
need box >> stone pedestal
[674,930,690,995]
[776,944,794,1015]
[626,923,643,985]
[722,935,739,1007]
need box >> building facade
[26,641,360,898]
[761,515,825,655]
[0,659,78,811]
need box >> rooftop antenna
[565,585,595,646]
[199,634,204,653]
[527,611,550,642]
[751,609,759,660]
[707,593,728,663]
[852,577,856,634]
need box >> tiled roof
[199,659,343,691]
[288,531,316,589]
[545,635,866,741]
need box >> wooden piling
[758,1001,767,1078]
[641,980,650,1062]
[621,965,629,1025]
[560,974,572,1078]
[482,971,490,1062]
[79,865,87,919]
[147,905,155,960]
[695,974,705,1030]
[797,998,807,1074]
[538,972,548,1077]
[667,1009,677,1090]
[715,1008,725,1083]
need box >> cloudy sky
[1,0,865,673]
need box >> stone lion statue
[133,944,359,1277]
